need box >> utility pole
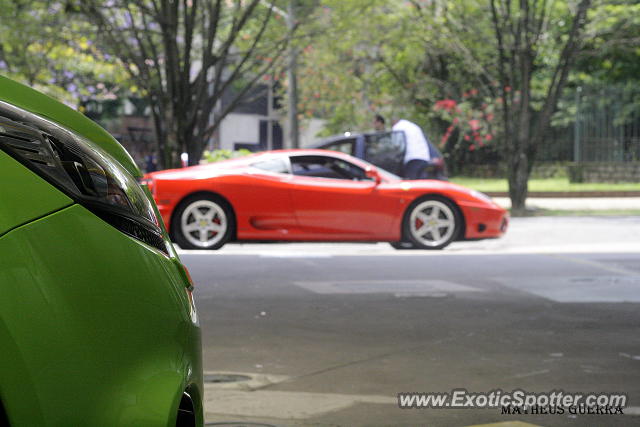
[266,80,273,150]
[573,86,582,163]
[286,0,299,148]
[259,0,299,149]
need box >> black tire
[0,400,9,427]
[171,194,234,250]
[401,196,461,250]
[389,241,419,250]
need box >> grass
[450,177,640,193]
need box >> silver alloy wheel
[409,199,456,247]
[180,200,227,248]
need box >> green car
[0,76,203,426]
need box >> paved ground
[179,216,640,427]
[493,197,640,211]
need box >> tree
[78,0,293,167]
[567,0,640,129]
[577,0,640,85]
[488,0,591,214]
[0,0,128,106]
[296,1,597,214]
[293,1,498,136]
[292,0,398,135]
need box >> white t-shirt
[392,119,431,163]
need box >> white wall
[219,113,326,151]
[300,118,327,147]
[219,113,263,151]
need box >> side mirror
[365,167,382,185]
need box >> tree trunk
[508,151,529,215]
[187,141,206,167]
[150,103,169,170]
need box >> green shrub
[202,149,252,163]
[567,164,584,183]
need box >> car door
[320,137,357,156]
[288,154,395,238]
[363,131,406,175]
[238,156,298,234]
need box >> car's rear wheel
[0,400,9,427]
[402,196,461,250]
[172,194,234,250]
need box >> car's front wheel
[172,194,234,250]
[389,241,418,250]
[402,196,461,250]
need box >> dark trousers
[403,159,429,179]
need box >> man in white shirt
[374,115,431,179]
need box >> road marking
[203,371,393,420]
[497,275,640,303]
[619,352,640,360]
[294,279,482,295]
[510,369,551,379]
[545,253,639,276]
[204,387,395,420]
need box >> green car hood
[0,75,141,178]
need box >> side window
[323,139,355,155]
[291,156,367,180]
[251,158,290,174]
[363,131,406,174]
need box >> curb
[486,191,640,198]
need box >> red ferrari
[143,149,508,250]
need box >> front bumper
[458,201,509,240]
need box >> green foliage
[292,0,399,133]
[202,149,252,163]
[578,1,640,84]
[2,0,636,179]
[296,0,640,165]
[294,0,500,135]
[293,0,606,212]
[0,0,130,106]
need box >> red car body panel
[145,149,508,243]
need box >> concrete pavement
[493,197,640,211]
[182,216,640,427]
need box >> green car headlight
[0,100,166,254]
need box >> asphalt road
[180,216,640,427]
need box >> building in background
[217,84,283,152]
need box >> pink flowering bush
[430,89,509,175]
[432,89,501,154]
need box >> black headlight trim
[0,101,168,255]
[91,208,168,254]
